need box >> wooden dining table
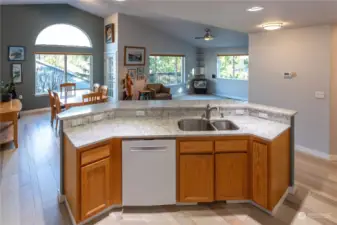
[0,99,22,148]
[58,89,108,109]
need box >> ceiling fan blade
[194,37,204,39]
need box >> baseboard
[271,187,290,215]
[21,107,50,115]
[295,145,331,160]
[212,93,248,101]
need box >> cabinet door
[81,158,111,220]
[252,141,268,208]
[216,153,248,200]
[179,154,214,202]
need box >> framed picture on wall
[137,67,144,76]
[124,46,146,66]
[11,63,23,84]
[105,24,114,43]
[128,69,137,80]
[8,46,25,61]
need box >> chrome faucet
[202,104,218,120]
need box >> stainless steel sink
[177,119,239,131]
[178,119,216,131]
[212,120,239,131]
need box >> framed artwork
[124,46,146,66]
[11,63,23,84]
[105,24,114,43]
[128,69,137,80]
[8,46,25,61]
[137,67,144,76]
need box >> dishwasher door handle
[130,146,168,152]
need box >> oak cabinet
[252,141,268,208]
[179,154,214,202]
[215,153,248,200]
[81,158,111,220]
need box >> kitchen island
[57,100,296,225]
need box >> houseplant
[0,81,17,102]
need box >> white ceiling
[3,0,337,47]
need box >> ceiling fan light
[247,6,264,12]
[262,23,283,31]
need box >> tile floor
[0,111,336,225]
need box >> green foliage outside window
[218,55,249,80]
[149,55,184,85]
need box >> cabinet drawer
[215,140,248,153]
[180,141,213,154]
[81,145,110,166]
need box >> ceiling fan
[194,28,214,41]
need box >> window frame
[217,54,249,81]
[34,52,93,96]
[149,54,186,86]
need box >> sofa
[145,83,172,100]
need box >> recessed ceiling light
[262,23,283,31]
[247,6,264,12]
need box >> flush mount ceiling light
[262,23,283,30]
[247,6,264,12]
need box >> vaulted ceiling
[3,0,337,47]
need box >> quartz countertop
[64,116,290,148]
[58,100,297,120]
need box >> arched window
[35,24,93,95]
[35,24,92,47]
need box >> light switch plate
[258,112,268,119]
[235,109,245,115]
[136,111,145,116]
[315,91,325,99]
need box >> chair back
[99,85,108,97]
[53,92,62,114]
[48,89,54,108]
[82,92,102,105]
[93,83,100,92]
[60,83,76,95]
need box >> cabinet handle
[130,146,168,152]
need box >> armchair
[145,83,172,100]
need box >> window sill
[35,93,48,97]
[216,78,248,81]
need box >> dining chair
[93,83,100,92]
[53,92,65,130]
[82,92,102,105]
[60,83,76,95]
[99,85,108,101]
[48,89,55,126]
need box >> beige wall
[330,26,337,157]
[249,25,331,156]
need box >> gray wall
[1,4,104,110]
[249,25,331,156]
[204,47,249,100]
[117,14,197,100]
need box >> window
[217,55,249,80]
[35,24,92,47]
[35,54,92,95]
[149,55,185,85]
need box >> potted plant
[0,81,17,102]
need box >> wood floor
[0,111,336,225]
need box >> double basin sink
[178,119,239,131]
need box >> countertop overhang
[58,100,297,121]
[64,116,290,148]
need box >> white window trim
[216,55,249,81]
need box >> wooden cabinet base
[63,137,122,223]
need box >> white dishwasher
[122,139,176,206]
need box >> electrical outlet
[136,111,145,116]
[19,95,23,99]
[235,109,245,115]
[258,112,268,119]
[93,114,104,122]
